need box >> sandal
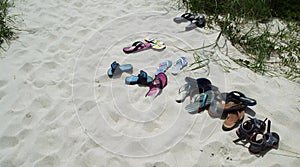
[173,13,198,23]
[171,56,188,75]
[248,120,280,154]
[155,60,172,75]
[222,109,245,131]
[145,72,167,97]
[175,83,191,103]
[144,37,166,50]
[226,91,257,106]
[208,90,256,118]
[107,61,133,78]
[207,91,247,118]
[233,117,267,143]
[185,77,219,94]
[185,90,215,114]
[125,70,153,86]
[185,16,206,31]
[123,41,151,54]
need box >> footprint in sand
[106,157,130,167]
[0,136,19,149]
[19,62,34,73]
[0,80,8,89]
[146,162,170,167]
[33,155,60,167]
[0,91,5,101]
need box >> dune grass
[180,0,300,82]
[0,0,16,50]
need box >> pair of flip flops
[183,78,220,114]
[234,117,280,155]
[207,91,257,131]
[185,90,215,114]
[155,57,187,75]
[107,61,133,78]
[173,13,206,31]
[123,37,166,54]
[125,70,168,97]
[144,37,166,50]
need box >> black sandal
[185,16,206,31]
[173,13,198,23]
[233,117,267,143]
[248,120,280,154]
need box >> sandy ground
[0,0,299,166]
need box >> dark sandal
[233,117,267,143]
[248,120,280,154]
[222,110,245,131]
[226,91,257,106]
[173,13,198,23]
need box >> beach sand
[0,0,299,166]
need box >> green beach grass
[180,0,300,82]
[0,0,16,51]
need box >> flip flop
[144,37,166,50]
[175,83,192,103]
[185,90,215,114]
[185,77,219,94]
[173,13,198,23]
[107,61,133,78]
[185,77,212,88]
[123,41,151,54]
[226,91,257,106]
[208,101,245,118]
[145,72,167,97]
[185,16,206,31]
[208,90,255,118]
[125,70,153,86]
[222,110,245,131]
[171,56,188,75]
[155,60,172,75]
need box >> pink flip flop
[123,41,151,54]
[145,72,168,97]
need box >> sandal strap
[179,84,190,93]
[234,117,267,142]
[152,77,163,89]
[137,70,148,84]
[111,61,120,73]
[264,132,279,146]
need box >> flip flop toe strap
[111,61,120,73]
[179,84,190,93]
[152,77,163,89]
[137,70,148,84]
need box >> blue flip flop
[185,90,215,114]
[171,56,188,75]
[125,70,153,86]
[107,61,133,78]
[155,60,172,75]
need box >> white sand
[0,0,299,166]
